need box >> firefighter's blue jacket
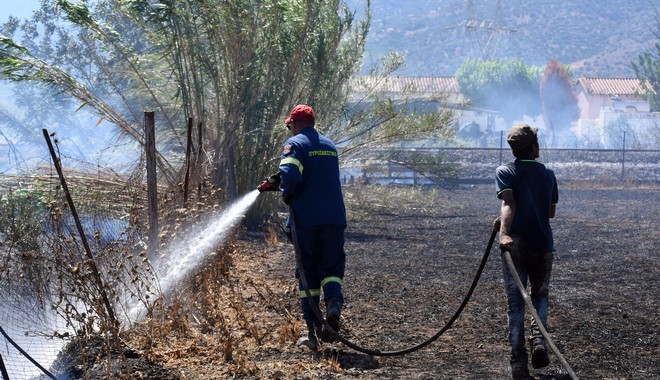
[279,127,346,227]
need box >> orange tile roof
[353,76,646,97]
[352,76,460,94]
[577,77,645,95]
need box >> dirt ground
[120,181,658,380]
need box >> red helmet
[285,104,315,124]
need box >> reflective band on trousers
[321,276,343,287]
[280,157,303,175]
[298,288,320,298]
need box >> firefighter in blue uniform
[279,104,347,351]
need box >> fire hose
[288,202,498,357]
[259,176,578,374]
[501,250,579,380]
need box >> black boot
[511,361,532,380]
[530,337,550,368]
[510,352,531,380]
[321,298,342,342]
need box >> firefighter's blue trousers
[293,224,346,330]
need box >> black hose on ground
[289,204,499,356]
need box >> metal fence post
[145,111,159,255]
[183,117,193,207]
[621,131,626,181]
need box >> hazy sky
[1,0,41,22]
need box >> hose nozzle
[257,171,281,192]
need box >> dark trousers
[501,233,553,362]
[294,224,346,328]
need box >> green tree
[455,59,542,125]
[631,6,659,112]
[539,60,580,139]
[0,5,109,151]
[1,0,372,202]
[632,43,660,112]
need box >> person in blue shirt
[278,104,347,351]
[495,124,558,380]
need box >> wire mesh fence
[0,170,159,380]
[342,147,660,186]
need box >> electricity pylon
[458,0,516,60]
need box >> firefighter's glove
[282,193,293,205]
[257,172,282,192]
[268,172,282,189]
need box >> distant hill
[345,0,659,78]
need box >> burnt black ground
[146,181,658,380]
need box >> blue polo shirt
[495,159,558,252]
[279,127,347,227]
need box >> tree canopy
[631,7,659,112]
[455,58,543,124]
[632,42,660,112]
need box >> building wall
[576,88,604,119]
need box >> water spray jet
[128,189,262,319]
